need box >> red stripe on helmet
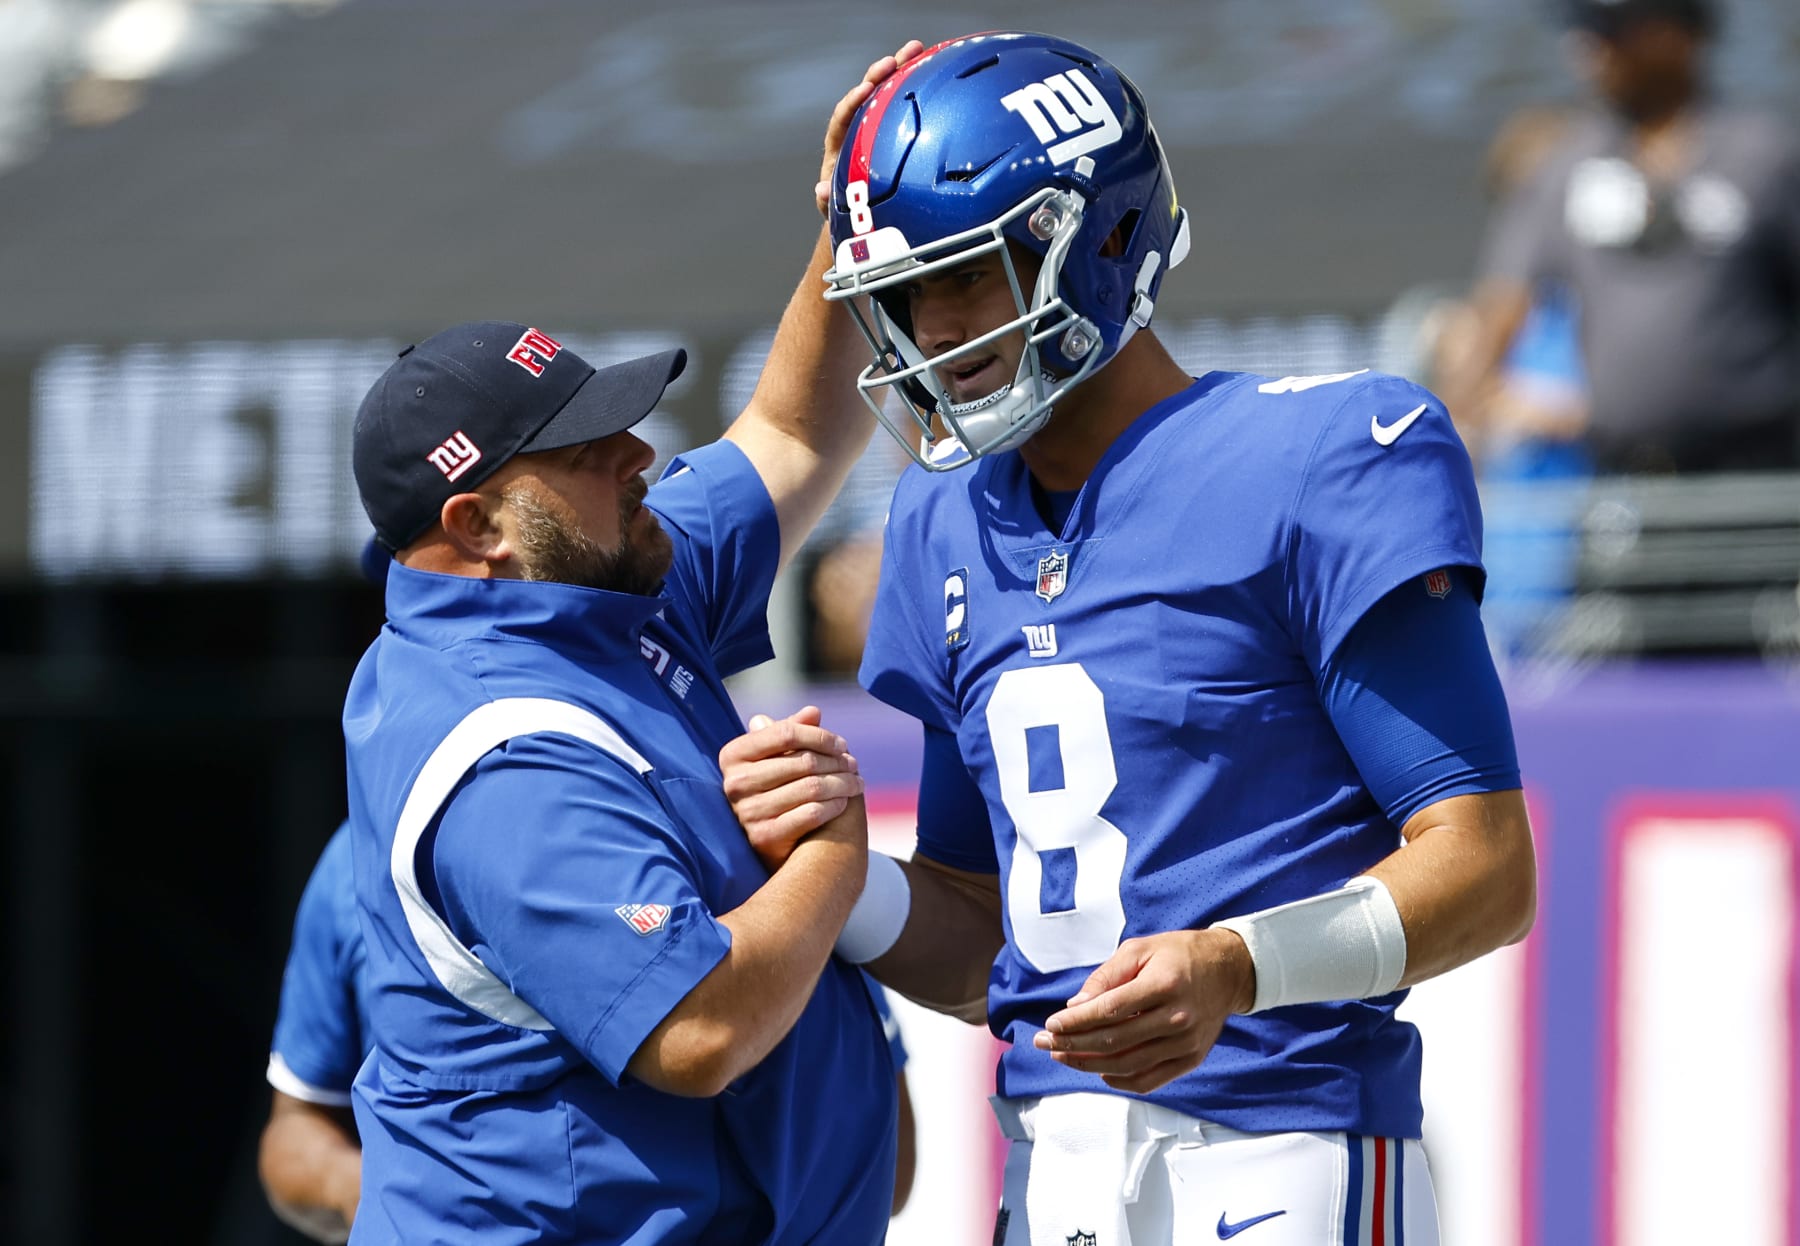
[846,35,973,186]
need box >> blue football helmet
[824,31,1189,470]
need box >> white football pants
[991,1092,1439,1246]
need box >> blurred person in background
[796,432,911,679]
[1430,104,1594,655]
[258,541,390,1242]
[340,42,924,1246]
[259,821,367,1244]
[1440,0,1800,474]
[807,530,884,677]
[725,31,1535,1246]
[1433,103,1592,476]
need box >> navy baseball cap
[353,321,686,550]
[1565,0,1716,36]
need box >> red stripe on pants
[1372,1138,1387,1246]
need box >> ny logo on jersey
[1000,68,1121,165]
[426,430,482,481]
[505,327,562,377]
[1036,550,1068,603]
[944,567,971,653]
[1021,624,1059,659]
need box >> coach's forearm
[865,855,1004,1023]
[723,225,875,574]
[626,805,867,1097]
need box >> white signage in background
[28,334,694,580]
[1399,932,1530,1246]
[1611,814,1795,1246]
[30,339,394,579]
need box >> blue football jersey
[268,822,370,1105]
[861,369,1487,1138]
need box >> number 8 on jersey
[986,663,1128,972]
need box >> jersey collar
[383,560,669,663]
[982,374,1221,547]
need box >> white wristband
[834,852,911,964]
[1212,876,1407,1013]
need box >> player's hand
[720,705,864,870]
[817,39,927,216]
[1031,929,1256,1094]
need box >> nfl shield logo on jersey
[615,903,671,936]
[1424,568,1452,599]
[1065,1233,1097,1246]
[1036,550,1069,602]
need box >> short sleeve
[1286,376,1486,673]
[1318,569,1522,828]
[913,724,999,875]
[647,440,781,679]
[858,492,961,733]
[428,733,734,1085]
[268,824,367,1105]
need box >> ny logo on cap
[506,327,562,377]
[427,430,482,481]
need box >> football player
[724,31,1535,1246]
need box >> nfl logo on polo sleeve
[615,903,671,936]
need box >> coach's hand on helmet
[720,706,866,870]
[816,39,927,216]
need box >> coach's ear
[438,491,515,571]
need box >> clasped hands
[718,707,1256,1093]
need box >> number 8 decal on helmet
[846,179,875,235]
[823,31,1190,471]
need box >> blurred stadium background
[2,1,1796,1243]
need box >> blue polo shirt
[267,822,370,1106]
[345,441,896,1245]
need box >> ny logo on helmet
[1000,68,1121,165]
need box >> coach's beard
[504,480,674,597]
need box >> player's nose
[911,290,966,357]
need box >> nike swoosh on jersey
[1371,403,1428,446]
[1217,1209,1288,1239]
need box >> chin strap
[1128,249,1163,330]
